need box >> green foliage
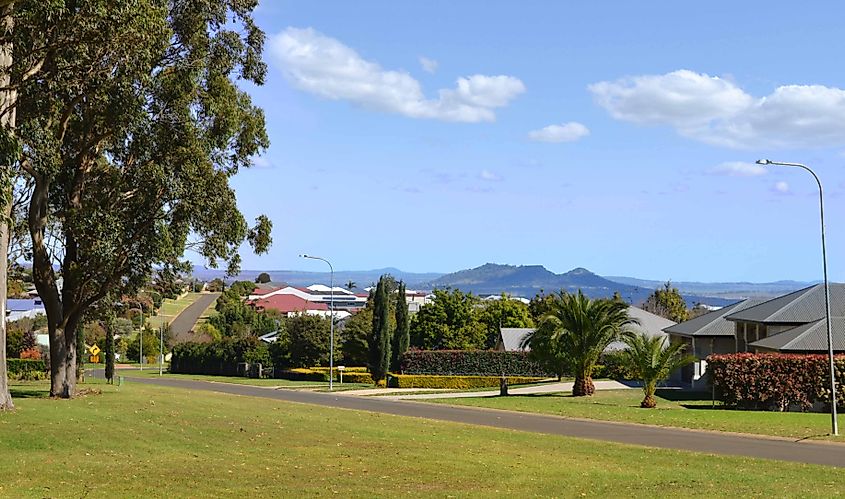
[340,297,371,366]
[170,337,269,376]
[6,321,37,358]
[275,367,328,382]
[477,295,534,348]
[708,353,845,411]
[6,358,47,380]
[400,350,551,377]
[286,314,336,368]
[641,282,690,322]
[368,276,392,382]
[620,332,695,408]
[206,279,226,293]
[593,350,637,380]
[391,281,410,371]
[389,374,544,389]
[209,282,278,337]
[528,291,557,323]
[255,272,271,284]
[124,328,171,363]
[522,291,635,396]
[410,288,486,350]
[195,322,222,342]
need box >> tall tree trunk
[105,318,114,383]
[0,1,16,411]
[572,374,595,396]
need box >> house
[250,293,352,320]
[6,298,46,322]
[494,306,673,352]
[664,298,765,386]
[248,284,367,312]
[724,283,845,354]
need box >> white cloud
[528,122,590,143]
[772,181,791,194]
[708,161,767,177]
[419,56,438,74]
[479,169,502,181]
[270,27,525,123]
[251,156,272,168]
[589,69,845,149]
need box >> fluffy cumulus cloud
[270,27,525,123]
[589,69,845,149]
[419,56,438,74]
[708,161,767,177]
[528,122,590,143]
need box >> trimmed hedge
[400,350,551,377]
[7,358,47,379]
[171,337,269,376]
[339,372,373,384]
[388,374,545,389]
[707,353,845,411]
[276,368,328,381]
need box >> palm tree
[621,332,695,408]
[522,291,636,396]
[345,280,356,291]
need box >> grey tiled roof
[748,317,845,352]
[606,306,674,351]
[724,283,845,324]
[663,299,765,337]
[499,328,534,351]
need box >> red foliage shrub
[19,348,42,360]
[707,353,845,411]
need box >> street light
[756,159,838,435]
[299,254,335,391]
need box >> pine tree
[392,281,410,371]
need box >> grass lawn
[118,369,370,391]
[147,292,206,330]
[1,380,844,498]
[427,389,845,440]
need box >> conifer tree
[368,276,392,383]
[392,281,410,371]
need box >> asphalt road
[115,373,845,468]
[169,293,220,342]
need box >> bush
[171,337,270,376]
[7,358,48,380]
[707,353,845,411]
[389,374,545,389]
[338,372,373,384]
[594,350,637,380]
[400,350,551,377]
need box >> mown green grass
[1,380,844,497]
[120,369,370,390]
[427,389,845,440]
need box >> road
[114,372,845,468]
[168,293,219,342]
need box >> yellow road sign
[90,344,101,356]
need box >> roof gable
[725,284,845,324]
[664,299,765,337]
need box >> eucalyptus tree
[9,1,271,398]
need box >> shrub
[594,350,637,380]
[276,368,328,382]
[389,374,545,389]
[338,372,373,384]
[400,350,551,377]
[707,353,845,411]
[7,358,48,380]
[171,337,270,376]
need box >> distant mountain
[427,263,733,307]
[189,266,443,289]
[604,276,813,299]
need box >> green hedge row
[399,350,551,377]
[276,368,328,381]
[170,337,270,376]
[388,374,545,389]
[7,358,47,375]
[708,353,845,411]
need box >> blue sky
[224,1,845,282]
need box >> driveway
[108,372,845,468]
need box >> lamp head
[299,254,308,258]
[756,159,771,165]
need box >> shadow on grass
[10,386,50,399]
[655,389,711,403]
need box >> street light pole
[300,254,335,391]
[757,159,838,435]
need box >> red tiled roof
[251,286,281,296]
[252,294,328,313]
